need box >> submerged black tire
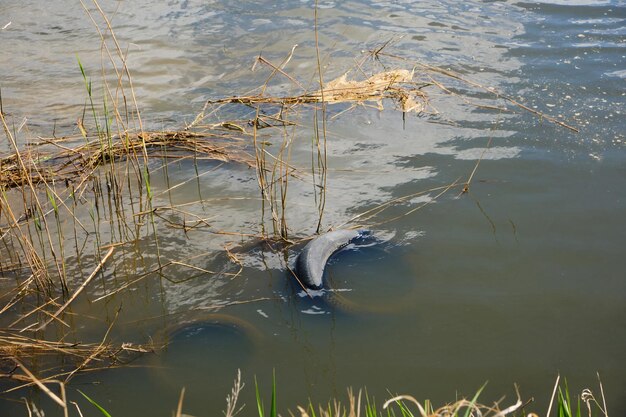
[295,229,365,289]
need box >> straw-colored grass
[0,130,253,190]
[0,331,150,387]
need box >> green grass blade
[270,370,277,417]
[143,167,152,200]
[255,376,264,417]
[77,56,91,96]
[394,398,415,417]
[365,393,376,417]
[558,387,569,417]
[34,213,42,231]
[77,390,112,417]
[77,55,101,135]
[463,382,487,417]
[46,188,58,213]
[564,378,572,413]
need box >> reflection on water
[1,0,625,416]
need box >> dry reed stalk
[175,387,186,417]
[373,50,578,132]
[462,116,500,194]
[546,374,561,417]
[332,181,462,230]
[223,369,245,417]
[1,113,67,293]
[78,0,146,143]
[35,246,114,331]
[11,359,68,416]
[313,0,328,235]
[1,332,107,359]
[63,305,120,383]
[7,297,61,328]
[89,238,260,303]
[248,49,306,239]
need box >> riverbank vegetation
[0,0,586,416]
[21,370,608,417]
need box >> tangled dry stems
[0,130,254,190]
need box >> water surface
[0,0,624,416]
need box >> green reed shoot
[78,390,113,417]
[254,371,277,417]
[388,399,416,417]
[46,185,68,293]
[463,381,487,417]
[556,379,582,417]
[365,392,377,417]
[77,56,101,138]
[103,87,112,145]
[143,166,152,201]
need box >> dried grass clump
[0,330,150,387]
[206,68,429,114]
[0,129,254,190]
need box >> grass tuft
[255,371,278,417]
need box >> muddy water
[1,1,625,416]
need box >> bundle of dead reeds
[0,330,149,379]
[0,129,254,190]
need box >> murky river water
[1,0,625,416]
